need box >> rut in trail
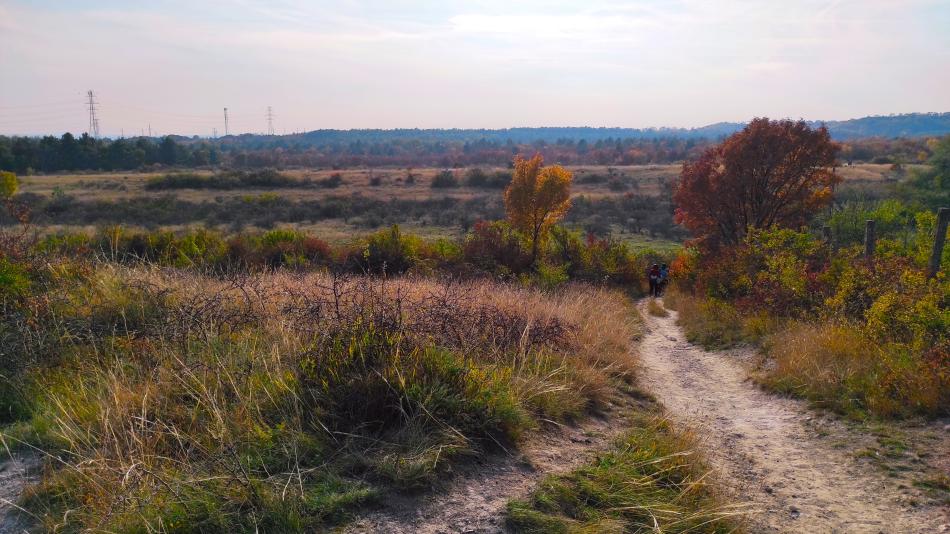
[637,299,949,534]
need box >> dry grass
[17,164,899,203]
[763,322,946,418]
[2,265,642,531]
[647,299,669,317]
[661,290,746,349]
[666,287,947,419]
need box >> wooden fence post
[927,207,949,279]
[864,220,875,260]
[822,225,833,249]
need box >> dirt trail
[637,299,949,534]
[346,397,638,533]
[0,452,39,534]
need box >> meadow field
[8,163,911,249]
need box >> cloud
[0,5,12,30]
[449,12,657,40]
[1,0,949,134]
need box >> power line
[86,90,100,138]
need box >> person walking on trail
[648,263,661,297]
[658,263,670,296]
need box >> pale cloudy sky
[1,0,949,137]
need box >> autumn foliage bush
[673,225,949,417]
[673,118,839,249]
[669,123,949,418]
[461,220,533,276]
[548,227,650,287]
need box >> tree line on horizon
[0,125,942,174]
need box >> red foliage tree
[673,118,840,248]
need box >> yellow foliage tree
[504,154,573,266]
[0,171,16,199]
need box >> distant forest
[1,113,947,173]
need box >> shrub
[672,295,745,349]
[764,322,948,418]
[461,221,532,276]
[258,229,332,268]
[465,168,510,189]
[299,330,530,446]
[360,225,420,274]
[464,168,488,187]
[548,227,647,287]
[430,170,459,188]
[145,169,302,190]
[607,177,627,191]
[0,170,17,199]
[316,173,344,188]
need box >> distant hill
[810,113,950,139]
[210,113,949,147]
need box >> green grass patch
[506,415,743,533]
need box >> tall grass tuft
[507,415,745,533]
[647,299,669,317]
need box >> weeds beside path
[636,299,949,533]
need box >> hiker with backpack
[648,263,661,297]
[658,263,670,296]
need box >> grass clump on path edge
[646,298,669,317]
[507,414,744,533]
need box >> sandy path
[0,452,38,534]
[637,299,949,534]
[346,396,639,534]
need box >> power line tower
[86,90,100,138]
[223,107,229,136]
[266,106,275,136]
[212,127,218,139]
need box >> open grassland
[8,163,910,252]
[1,262,659,531]
[16,165,680,202]
[14,163,915,202]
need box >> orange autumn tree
[504,154,573,266]
[673,118,840,249]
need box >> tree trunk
[530,225,540,268]
[927,207,949,279]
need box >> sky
[1,0,949,137]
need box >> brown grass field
[15,163,916,203]
[11,163,918,251]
